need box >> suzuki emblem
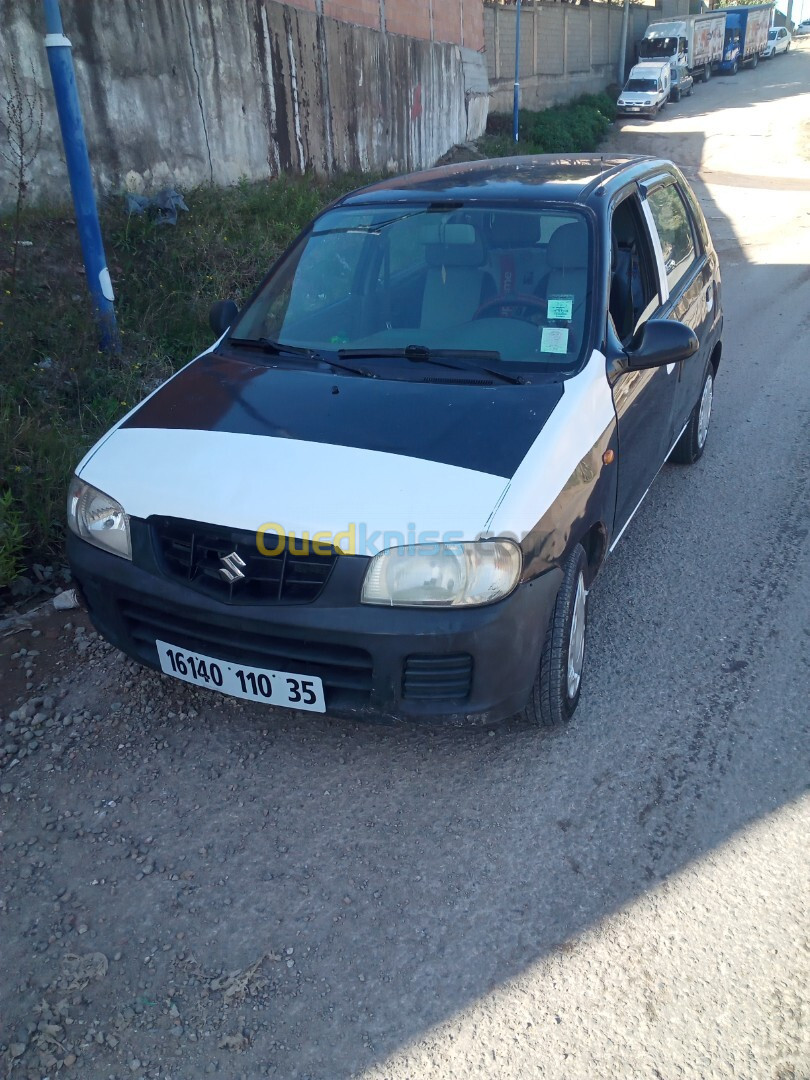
[219,551,247,583]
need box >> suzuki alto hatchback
[67,155,723,727]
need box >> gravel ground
[2,47,810,1080]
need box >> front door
[608,188,679,538]
[643,179,715,440]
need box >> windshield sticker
[547,295,574,321]
[541,327,569,354]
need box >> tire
[703,65,712,83]
[670,363,714,465]
[731,60,739,75]
[671,88,681,103]
[523,544,589,728]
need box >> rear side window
[645,184,697,292]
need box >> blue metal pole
[513,0,522,143]
[42,0,119,351]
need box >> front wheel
[671,88,681,103]
[523,544,589,728]
[731,60,739,75]
[671,364,714,465]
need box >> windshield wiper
[338,344,526,385]
[227,337,375,378]
[312,210,428,238]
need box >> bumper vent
[150,517,338,605]
[117,598,373,705]
[402,654,473,702]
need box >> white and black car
[67,155,723,727]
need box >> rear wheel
[703,65,712,83]
[523,544,589,728]
[751,52,759,68]
[670,364,714,465]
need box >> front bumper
[68,534,562,725]
[617,104,658,118]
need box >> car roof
[334,154,674,208]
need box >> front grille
[402,654,473,701]
[118,598,373,705]
[150,517,338,605]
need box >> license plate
[156,640,326,712]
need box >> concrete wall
[0,0,489,210]
[484,1,661,112]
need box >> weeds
[480,93,617,157]
[0,173,362,577]
[0,488,26,588]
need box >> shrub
[481,93,617,158]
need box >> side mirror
[209,299,239,337]
[625,318,699,371]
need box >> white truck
[616,61,671,118]
[638,13,726,83]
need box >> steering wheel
[473,293,547,323]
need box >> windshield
[639,37,676,58]
[626,78,658,92]
[230,204,593,375]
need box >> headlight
[361,540,522,608]
[67,476,131,560]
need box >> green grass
[479,93,617,158]
[0,173,365,585]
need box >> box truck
[638,13,726,83]
[718,5,773,74]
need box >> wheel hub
[698,371,713,449]
[567,572,587,699]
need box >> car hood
[77,352,567,548]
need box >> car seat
[420,225,496,330]
[544,221,589,331]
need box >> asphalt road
[2,47,809,1080]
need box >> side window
[609,193,660,346]
[646,183,698,293]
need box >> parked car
[763,26,791,55]
[670,62,695,101]
[794,20,810,36]
[67,155,723,728]
[617,62,672,117]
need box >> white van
[617,62,671,118]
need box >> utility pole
[513,0,522,143]
[618,0,631,88]
[42,0,119,351]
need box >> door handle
[705,286,713,312]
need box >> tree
[1,54,44,296]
